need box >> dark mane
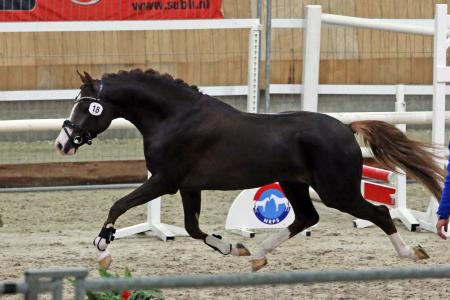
[101,68,201,93]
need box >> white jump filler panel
[225,183,311,237]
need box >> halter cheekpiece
[74,82,103,103]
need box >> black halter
[62,119,95,147]
[62,84,103,148]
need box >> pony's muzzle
[55,141,63,151]
[55,128,76,155]
[54,140,76,156]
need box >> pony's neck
[109,83,197,135]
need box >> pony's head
[55,71,114,155]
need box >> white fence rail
[1,111,449,133]
[271,18,436,30]
[269,84,450,95]
[1,84,442,103]
[0,19,260,33]
[0,86,250,102]
[321,13,435,35]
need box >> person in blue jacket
[436,142,450,239]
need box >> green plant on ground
[86,268,164,300]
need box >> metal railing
[3,266,450,300]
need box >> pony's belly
[179,161,310,191]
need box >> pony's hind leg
[321,190,429,261]
[180,190,250,257]
[251,182,319,272]
[351,198,429,260]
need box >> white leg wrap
[93,223,115,251]
[253,228,291,260]
[94,236,109,251]
[388,232,414,259]
[205,235,231,255]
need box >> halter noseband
[62,119,94,147]
[62,83,103,147]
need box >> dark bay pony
[55,69,445,271]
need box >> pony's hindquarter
[350,120,446,200]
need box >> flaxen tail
[350,120,446,200]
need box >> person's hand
[436,218,449,240]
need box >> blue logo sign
[253,183,290,225]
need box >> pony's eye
[73,136,82,144]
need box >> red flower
[122,289,132,300]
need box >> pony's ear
[83,71,94,84]
[77,70,95,90]
[76,70,85,83]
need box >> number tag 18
[89,102,103,116]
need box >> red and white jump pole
[353,165,419,232]
[361,166,396,206]
[308,164,418,231]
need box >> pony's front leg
[94,176,169,268]
[180,190,251,257]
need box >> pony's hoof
[232,243,251,256]
[413,245,429,260]
[97,250,112,269]
[251,258,267,272]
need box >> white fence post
[301,5,322,112]
[247,25,261,113]
[432,4,447,149]
[391,84,420,231]
[394,85,407,213]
